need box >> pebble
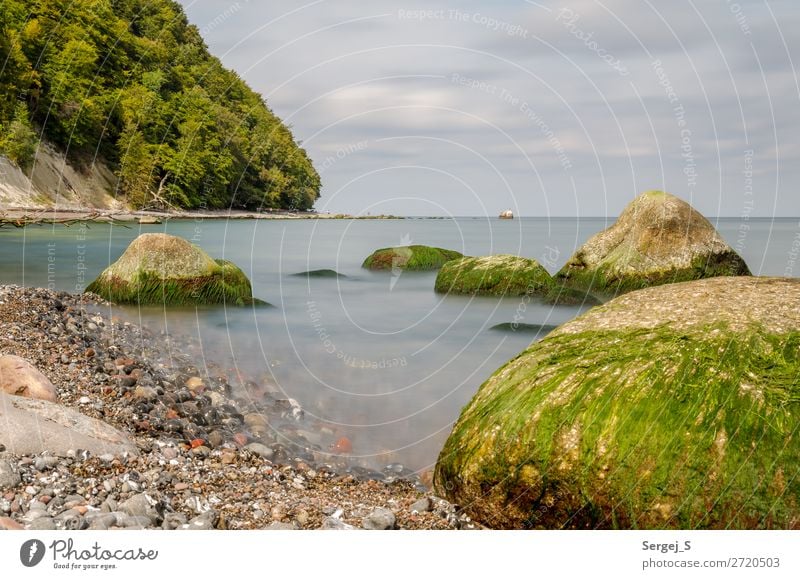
[410,497,432,513]
[119,493,158,521]
[319,516,356,530]
[244,443,274,460]
[0,460,21,489]
[28,517,56,530]
[182,510,218,530]
[266,522,296,530]
[0,516,24,530]
[34,456,60,472]
[362,507,396,530]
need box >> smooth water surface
[1,216,797,472]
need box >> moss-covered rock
[435,255,553,296]
[86,233,259,306]
[556,190,751,294]
[362,245,463,271]
[435,277,800,529]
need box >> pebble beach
[0,285,475,531]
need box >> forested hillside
[0,0,320,210]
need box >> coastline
[0,207,404,226]
[0,285,472,531]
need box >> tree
[0,101,39,170]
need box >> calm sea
[1,216,797,472]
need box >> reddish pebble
[165,409,179,420]
[39,496,51,505]
[332,437,352,454]
[0,517,23,530]
[190,438,205,449]
[233,432,248,447]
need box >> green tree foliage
[0,101,39,169]
[0,0,320,210]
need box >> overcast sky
[178,0,799,217]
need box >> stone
[85,233,261,306]
[319,516,356,530]
[181,510,218,530]
[28,517,56,530]
[555,190,751,294]
[265,522,297,530]
[362,245,464,271]
[0,355,58,402]
[243,443,274,460]
[0,460,21,489]
[435,277,800,529]
[0,516,23,530]
[0,392,137,457]
[132,386,157,401]
[409,497,432,513]
[119,493,158,521]
[361,507,396,530]
[34,456,59,471]
[434,255,553,297]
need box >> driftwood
[0,209,131,229]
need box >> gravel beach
[0,285,475,531]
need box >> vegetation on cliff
[0,0,319,210]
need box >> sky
[178,0,800,217]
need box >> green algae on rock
[435,277,800,529]
[556,190,751,294]
[86,233,259,306]
[434,255,553,297]
[362,245,463,271]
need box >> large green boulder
[435,255,553,297]
[362,245,463,271]
[556,190,751,293]
[435,255,601,305]
[86,233,259,306]
[435,277,800,529]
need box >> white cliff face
[0,142,123,210]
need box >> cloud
[178,0,800,217]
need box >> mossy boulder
[435,255,553,297]
[362,245,463,271]
[86,233,259,306]
[435,277,800,529]
[556,190,751,294]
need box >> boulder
[86,233,261,306]
[0,392,137,457]
[0,355,58,402]
[362,245,463,271]
[435,255,553,297]
[556,191,750,293]
[435,277,800,529]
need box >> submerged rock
[435,255,553,297]
[362,245,463,271]
[0,355,58,402]
[86,233,261,306]
[291,269,347,279]
[435,277,800,529]
[489,323,558,335]
[556,190,751,293]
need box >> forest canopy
[0,0,320,210]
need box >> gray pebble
[243,443,274,460]
[28,517,56,530]
[181,510,218,530]
[362,508,396,530]
[119,493,159,521]
[0,460,21,489]
[265,522,297,530]
[410,497,432,513]
[34,456,60,472]
[319,516,356,530]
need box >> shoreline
[0,285,473,530]
[0,207,404,226]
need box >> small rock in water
[362,507,396,530]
